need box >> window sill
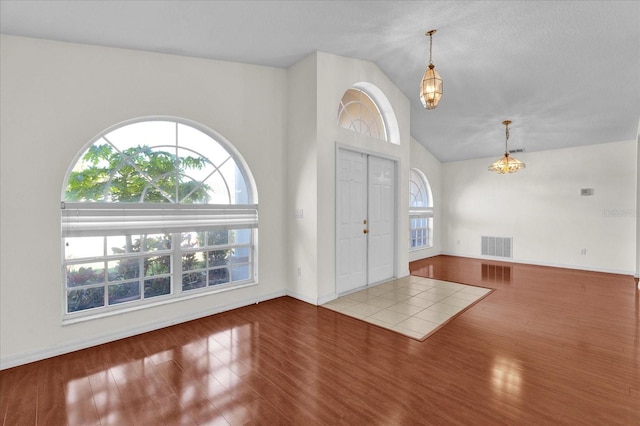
[62,281,258,326]
[409,246,434,252]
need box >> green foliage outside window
[66,144,210,203]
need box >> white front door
[336,148,396,295]
[368,155,395,284]
[336,149,368,294]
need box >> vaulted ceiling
[1,1,638,162]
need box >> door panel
[367,156,395,284]
[336,150,367,294]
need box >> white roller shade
[409,207,433,218]
[62,202,258,237]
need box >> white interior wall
[442,140,637,274]
[286,53,320,303]
[0,35,289,368]
[409,137,442,262]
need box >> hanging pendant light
[420,29,443,110]
[488,120,526,174]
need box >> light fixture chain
[505,123,509,153]
[429,32,433,65]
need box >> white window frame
[409,169,433,249]
[337,87,388,141]
[61,117,258,323]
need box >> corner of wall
[635,121,640,280]
[285,53,320,301]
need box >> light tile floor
[322,275,493,340]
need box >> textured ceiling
[1,0,638,162]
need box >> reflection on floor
[482,263,512,283]
[322,275,493,340]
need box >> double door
[336,148,396,295]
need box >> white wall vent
[580,188,594,196]
[481,236,512,258]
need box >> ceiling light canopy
[420,29,443,110]
[488,120,526,174]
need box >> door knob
[363,229,368,234]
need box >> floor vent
[481,236,512,258]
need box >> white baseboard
[0,290,286,371]
[408,249,441,263]
[440,251,635,277]
[286,275,415,307]
[285,289,323,305]
[281,290,338,306]
[294,274,413,307]
[317,293,336,305]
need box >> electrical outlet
[297,267,301,278]
[580,248,587,255]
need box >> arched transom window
[61,118,257,318]
[409,168,433,249]
[337,88,387,141]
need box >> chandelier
[488,120,526,174]
[420,30,443,110]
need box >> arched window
[61,117,257,317]
[337,87,387,141]
[409,169,433,249]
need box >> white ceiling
[1,0,638,162]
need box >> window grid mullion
[173,233,182,297]
[175,122,179,203]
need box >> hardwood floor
[1,255,638,425]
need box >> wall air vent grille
[481,236,512,258]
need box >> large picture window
[409,169,433,249]
[61,118,257,318]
